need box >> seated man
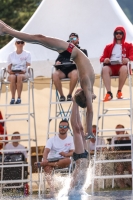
[111,124,131,188]
[35,119,74,194]
[89,125,105,151]
[53,32,88,101]
[100,26,133,102]
[4,131,27,161]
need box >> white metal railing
[92,62,133,193]
[0,67,38,193]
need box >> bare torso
[71,46,95,93]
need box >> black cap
[69,33,79,38]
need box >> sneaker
[10,98,15,104]
[59,96,66,101]
[103,92,113,102]
[117,91,123,99]
[67,94,72,101]
[15,98,21,104]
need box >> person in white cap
[7,39,31,104]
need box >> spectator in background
[100,26,133,102]
[111,124,130,151]
[4,131,27,160]
[0,111,8,151]
[89,125,105,151]
[34,119,74,195]
[7,39,31,104]
[53,33,88,101]
[112,124,131,188]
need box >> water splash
[57,159,93,200]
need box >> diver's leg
[0,20,68,53]
[71,100,85,153]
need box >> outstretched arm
[80,76,95,139]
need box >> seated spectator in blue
[53,33,88,101]
[7,39,31,104]
[4,131,27,161]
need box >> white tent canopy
[0,0,133,77]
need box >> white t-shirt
[89,137,105,151]
[4,143,27,158]
[46,135,74,159]
[7,50,31,71]
[110,44,122,62]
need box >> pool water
[1,157,132,200]
[0,190,133,200]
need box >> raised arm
[80,76,95,139]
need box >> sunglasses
[16,41,24,44]
[115,32,123,35]
[59,125,69,129]
[69,37,77,41]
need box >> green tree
[117,0,133,24]
[0,0,41,48]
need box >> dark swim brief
[73,150,88,161]
[58,64,77,78]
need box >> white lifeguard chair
[0,67,39,193]
[92,62,133,192]
[38,65,84,197]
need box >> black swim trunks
[58,64,76,77]
[55,43,76,77]
[73,150,88,161]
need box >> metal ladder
[39,66,77,197]
[92,62,133,192]
[0,67,39,193]
[47,66,81,139]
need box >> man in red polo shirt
[100,26,133,102]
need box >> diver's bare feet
[0,20,5,36]
[85,132,96,140]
